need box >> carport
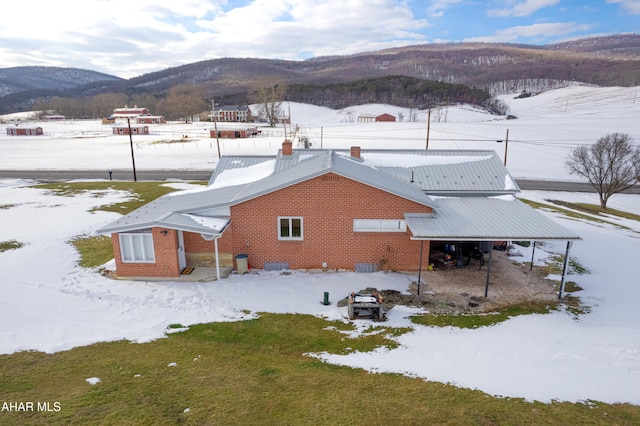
[405,196,581,298]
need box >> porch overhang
[97,214,231,237]
[405,196,581,242]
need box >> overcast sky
[0,0,638,79]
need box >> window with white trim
[278,216,303,240]
[119,230,155,263]
[353,219,406,232]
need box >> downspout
[214,235,221,281]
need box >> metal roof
[232,148,519,195]
[98,150,438,234]
[342,149,518,195]
[208,150,438,210]
[99,148,578,244]
[405,196,581,241]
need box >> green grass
[0,239,24,252]
[38,181,205,269]
[1,313,638,425]
[552,201,640,222]
[519,198,640,230]
[36,181,205,215]
[411,300,556,328]
[70,235,114,268]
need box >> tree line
[283,76,491,109]
[30,76,498,121]
[32,85,208,122]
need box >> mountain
[1,34,639,114]
[118,34,640,99]
[0,66,122,114]
[0,66,121,97]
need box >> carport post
[530,241,536,271]
[558,241,573,299]
[484,248,493,297]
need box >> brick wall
[112,228,180,278]
[228,173,431,271]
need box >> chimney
[350,146,361,159]
[282,140,293,156]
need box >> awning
[405,196,580,241]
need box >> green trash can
[235,254,249,274]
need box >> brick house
[98,143,579,280]
[210,105,251,122]
[6,125,44,136]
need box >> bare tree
[251,81,286,127]
[159,84,206,122]
[565,133,640,209]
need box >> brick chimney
[282,140,292,156]
[350,146,361,159]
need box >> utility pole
[425,108,431,149]
[126,118,137,182]
[504,128,509,166]
[211,98,220,159]
[497,128,509,166]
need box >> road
[1,169,639,194]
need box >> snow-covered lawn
[0,85,639,405]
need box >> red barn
[112,125,149,135]
[112,106,151,119]
[137,115,166,124]
[211,127,258,139]
[6,125,43,136]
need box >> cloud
[0,0,430,78]
[488,0,560,18]
[464,22,594,43]
[606,0,640,14]
[426,0,464,18]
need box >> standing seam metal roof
[405,196,580,240]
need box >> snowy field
[0,85,639,405]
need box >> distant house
[137,115,166,124]
[112,124,149,135]
[211,127,259,139]
[358,113,396,123]
[98,142,580,281]
[112,106,151,119]
[43,115,65,121]
[6,125,43,136]
[210,105,251,122]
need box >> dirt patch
[355,249,559,315]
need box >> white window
[278,216,303,240]
[119,231,155,263]
[354,219,406,232]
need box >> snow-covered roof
[212,148,518,195]
[98,148,575,243]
